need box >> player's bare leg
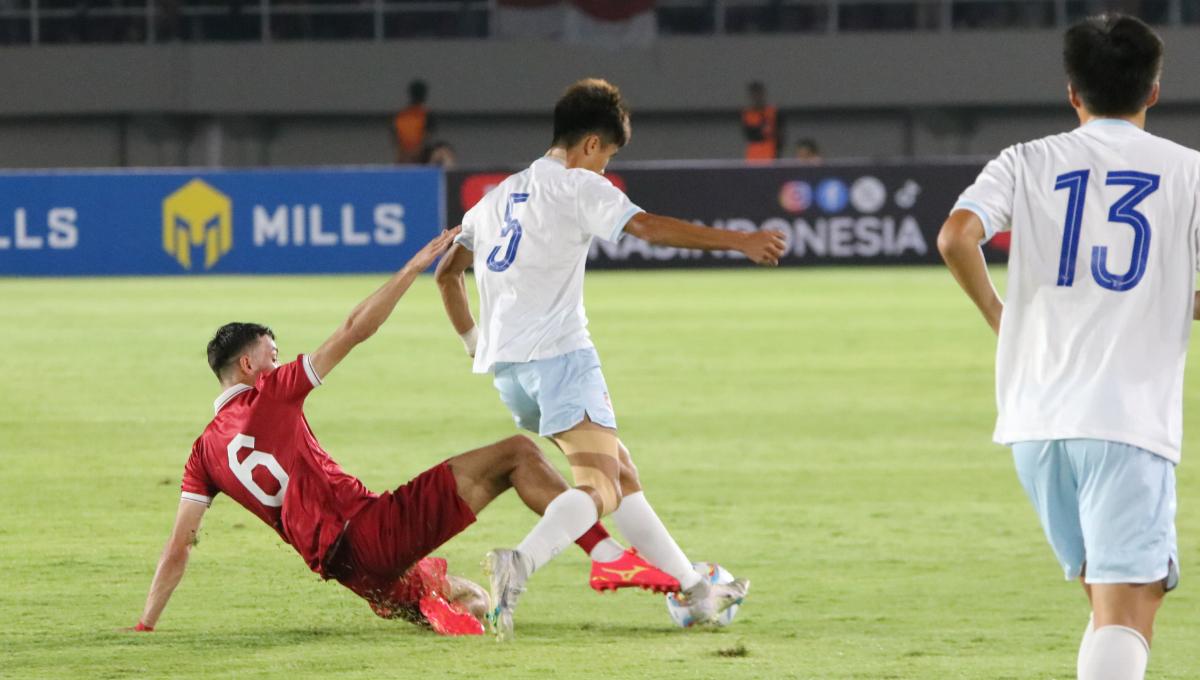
[1075,566,1166,680]
[581,440,679,593]
[454,434,602,640]
[1076,580,1164,679]
[444,436,583,639]
[541,433,678,594]
[446,435,570,515]
[556,425,747,624]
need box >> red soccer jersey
[180,355,374,576]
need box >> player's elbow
[162,539,192,566]
[345,322,378,346]
[938,210,987,261]
[935,222,955,259]
[433,260,459,289]
[936,221,968,261]
[338,317,378,346]
[434,244,471,289]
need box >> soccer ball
[665,562,740,628]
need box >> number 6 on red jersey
[227,433,289,507]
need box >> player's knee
[503,434,540,456]
[616,443,641,494]
[604,474,624,515]
[504,435,545,466]
[576,468,621,516]
[618,458,640,493]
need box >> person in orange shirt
[394,79,435,164]
[742,81,781,161]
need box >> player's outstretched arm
[938,209,1003,334]
[433,242,479,357]
[308,227,459,379]
[130,499,207,631]
[623,212,787,266]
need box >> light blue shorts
[1012,439,1178,590]
[492,347,617,437]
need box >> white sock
[610,491,701,590]
[516,489,598,572]
[1080,625,1149,680]
[590,538,626,563]
[1077,615,1094,678]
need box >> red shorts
[324,462,476,622]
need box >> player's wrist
[458,326,479,358]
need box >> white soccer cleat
[483,548,531,642]
[679,577,750,626]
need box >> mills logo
[163,179,232,270]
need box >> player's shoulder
[467,163,539,214]
[1138,131,1200,166]
[1004,129,1079,159]
[257,355,320,395]
[190,432,208,453]
[563,166,615,190]
[192,424,222,461]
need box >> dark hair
[552,78,630,149]
[796,138,819,152]
[748,81,765,94]
[207,322,274,379]
[1063,13,1163,116]
[408,79,428,104]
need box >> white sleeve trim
[610,206,644,242]
[181,492,212,506]
[952,199,997,244]
[453,231,474,251]
[302,354,323,387]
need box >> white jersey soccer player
[958,121,1197,462]
[436,78,784,639]
[939,14,1189,680]
[461,155,641,375]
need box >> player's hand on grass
[406,226,462,272]
[119,621,154,632]
[740,228,787,266]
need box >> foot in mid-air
[677,577,750,627]
[589,548,681,594]
[484,548,532,642]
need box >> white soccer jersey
[456,156,643,373]
[954,119,1200,463]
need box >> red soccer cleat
[418,593,485,637]
[589,548,681,594]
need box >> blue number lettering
[1091,171,1158,292]
[486,192,528,273]
[1054,170,1089,287]
[1053,170,1158,292]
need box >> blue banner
[0,167,444,276]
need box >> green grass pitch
[1,268,1197,679]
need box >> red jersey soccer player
[129,228,671,637]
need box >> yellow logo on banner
[162,179,232,270]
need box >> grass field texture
[1,267,1197,679]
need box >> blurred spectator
[393,79,435,164]
[794,138,822,164]
[741,81,781,161]
[422,140,457,169]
